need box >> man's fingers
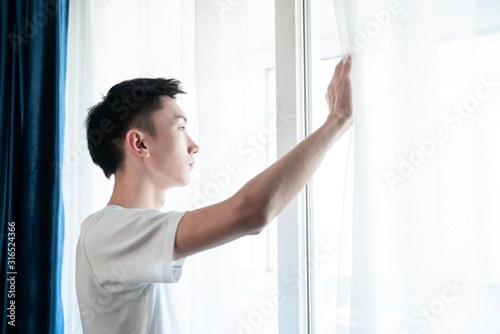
[343,53,352,64]
[331,54,351,87]
[330,57,344,86]
[341,54,352,76]
[326,54,352,113]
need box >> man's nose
[188,136,199,154]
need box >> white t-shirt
[76,204,188,334]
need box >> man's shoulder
[81,206,187,234]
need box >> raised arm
[174,55,353,261]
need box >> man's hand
[326,54,353,126]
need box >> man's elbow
[248,212,268,235]
[251,205,275,235]
[237,195,271,235]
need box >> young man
[76,55,352,333]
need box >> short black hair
[85,78,185,179]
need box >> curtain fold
[1,0,68,333]
[333,0,500,333]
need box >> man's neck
[107,172,166,210]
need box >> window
[305,0,352,332]
[65,1,500,333]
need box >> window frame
[274,0,312,333]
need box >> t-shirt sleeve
[83,209,187,293]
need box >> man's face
[145,96,199,188]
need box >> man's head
[86,78,199,186]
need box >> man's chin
[176,177,191,188]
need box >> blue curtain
[1,0,68,333]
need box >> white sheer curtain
[332,0,500,333]
[63,1,109,332]
[63,0,277,333]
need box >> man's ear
[125,129,151,157]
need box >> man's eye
[179,127,186,132]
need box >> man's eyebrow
[174,115,187,123]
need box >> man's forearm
[235,113,352,227]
